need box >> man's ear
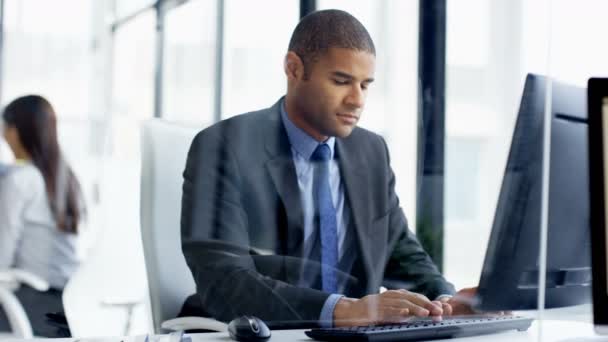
[284,51,304,81]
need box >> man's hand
[438,287,478,316]
[333,289,444,327]
[439,287,511,317]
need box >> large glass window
[444,0,608,292]
[0,0,152,335]
[162,0,217,126]
[111,10,155,157]
[2,0,99,238]
[538,0,608,325]
[444,0,538,288]
[221,0,299,117]
[9,0,607,337]
[99,9,157,335]
[2,0,93,118]
[114,0,156,20]
[318,0,420,229]
[546,0,608,84]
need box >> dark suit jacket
[180,98,455,326]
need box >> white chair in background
[140,119,226,333]
[0,269,49,338]
[62,157,151,337]
[62,225,148,338]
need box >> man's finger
[380,307,411,324]
[379,297,430,316]
[402,293,442,316]
[440,301,453,316]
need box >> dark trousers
[0,284,69,337]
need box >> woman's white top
[0,162,79,289]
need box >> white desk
[4,320,601,342]
[4,307,606,342]
[184,320,603,342]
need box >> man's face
[290,47,375,141]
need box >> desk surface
[183,319,603,342]
[4,316,607,342]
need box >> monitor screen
[589,77,608,332]
[476,74,591,311]
[603,97,608,292]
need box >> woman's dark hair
[3,95,85,233]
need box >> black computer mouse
[227,315,271,342]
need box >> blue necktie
[311,143,338,293]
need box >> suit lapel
[336,137,374,282]
[263,101,305,257]
[261,101,375,283]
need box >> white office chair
[140,119,227,333]
[0,269,49,338]
[62,223,148,337]
[62,157,152,337]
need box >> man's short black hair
[288,9,376,78]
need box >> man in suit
[181,9,474,328]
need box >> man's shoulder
[337,126,391,166]
[343,125,386,148]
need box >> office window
[444,0,525,288]
[221,0,299,117]
[444,0,551,288]
[444,0,608,290]
[162,0,217,126]
[114,0,156,20]
[543,0,608,84]
[3,0,93,119]
[111,10,155,157]
[1,0,100,223]
[445,138,481,222]
[105,8,156,328]
[317,0,420,225]
[446,0,490,68]
[0,1,152,334]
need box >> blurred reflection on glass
[476,74,591,311]
[111,9,155,158]
[179,10,481,330]
[222,0,298,117]
[114,0,155,20]
[3,0,93,121]
[537,0,608,327]
[444,0,527,288]
[317,0,419,225]
[163,0,217,125]
[0,95,86,337]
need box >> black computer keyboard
[305,315,533,341]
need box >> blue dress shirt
[280,101,346,327]
[280,101,452,325]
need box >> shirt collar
[280,99,335,161]
[15,159,30,165]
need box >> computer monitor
[476,73,591,311]
[588,77,608,333]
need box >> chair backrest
[63,161,152,337]
[140,119,200,333]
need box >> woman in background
[0,95,86,337]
